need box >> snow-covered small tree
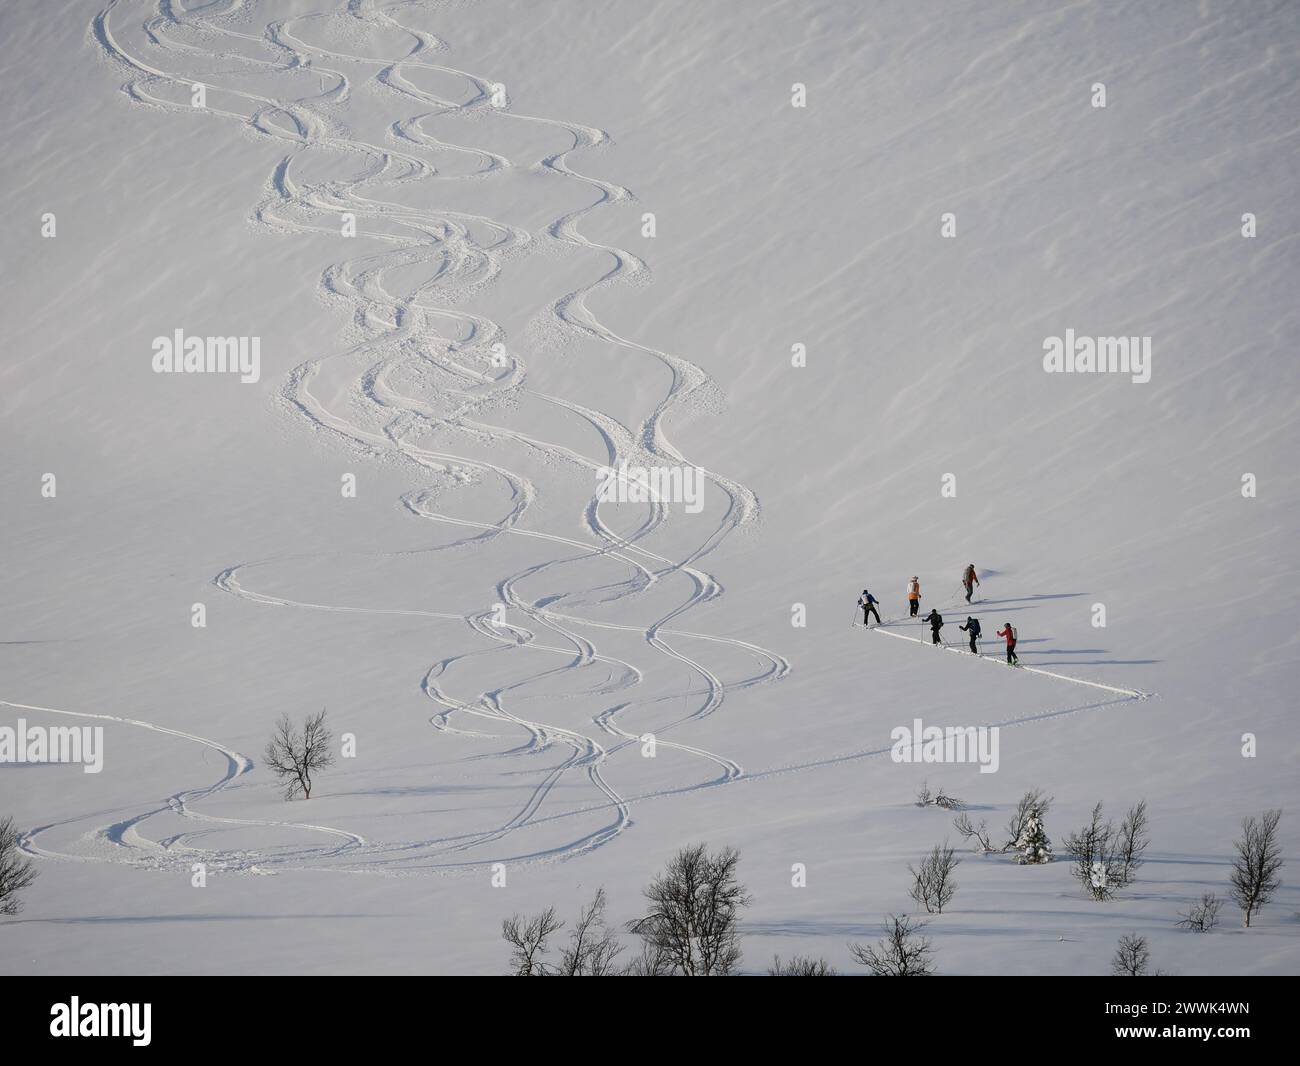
[1014,805,1053,865]
[1003,788,1052,851]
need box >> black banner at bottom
[2,977,1287,1052]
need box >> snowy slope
[1,0,1298,976]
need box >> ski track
[10,0,1151,880]
[33,0,785,877]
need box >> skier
[962,563,980,603]
[996,621,1019,665]
[907,576,921,617]
[958,615,981,653]
[858,589,881,626]
[922,607,944,645]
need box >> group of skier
[856,564,1020,665]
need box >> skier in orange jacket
[906,576,921,617]
[962,564,979,603]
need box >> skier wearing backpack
[997,621,1019,665]
[959,616,981,653]
[922,608,944,645]
[907,576,921,617]
[858,589,881,626]
[962,563,979,603]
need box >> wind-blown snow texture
[1,0,1298,975]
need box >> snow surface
[1,0,1298,975]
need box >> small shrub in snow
[916,780,964,810]
[849,914,935,976]
[1175,892,1222,933]
[768,954,837,976]
[1111,933,1151,976]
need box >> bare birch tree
[627,844,750,976]
[908,841,960,913]
[0,815,38,916]
[502,906,564,976]
[1111,933,1150,976]
[1230,809,1283,928]
[264,709,334,800]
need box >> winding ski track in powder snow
[25,0,787,877]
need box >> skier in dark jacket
[858,589,881,626]
[959,616,981,653]
[922,608,943,645]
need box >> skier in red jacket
[996,622,1019,665]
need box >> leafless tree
[768,954,837,976]
[502,889,625,976]
[627,844,751,976]
[1064,800,1149,900]
[1065,802,1111,899]
[558,888,625,976]
[849,914,935,976]
[502,905,564,976]
[1111,933,1150,976]
[0,815,38,916]
[909,841,961,914]
[1176,892,1222,932]
[1230,809,1283,928]
[264,709,334,800]
[1117,800,1150,878]
[953,811,994,852]
[624,938,674,976]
